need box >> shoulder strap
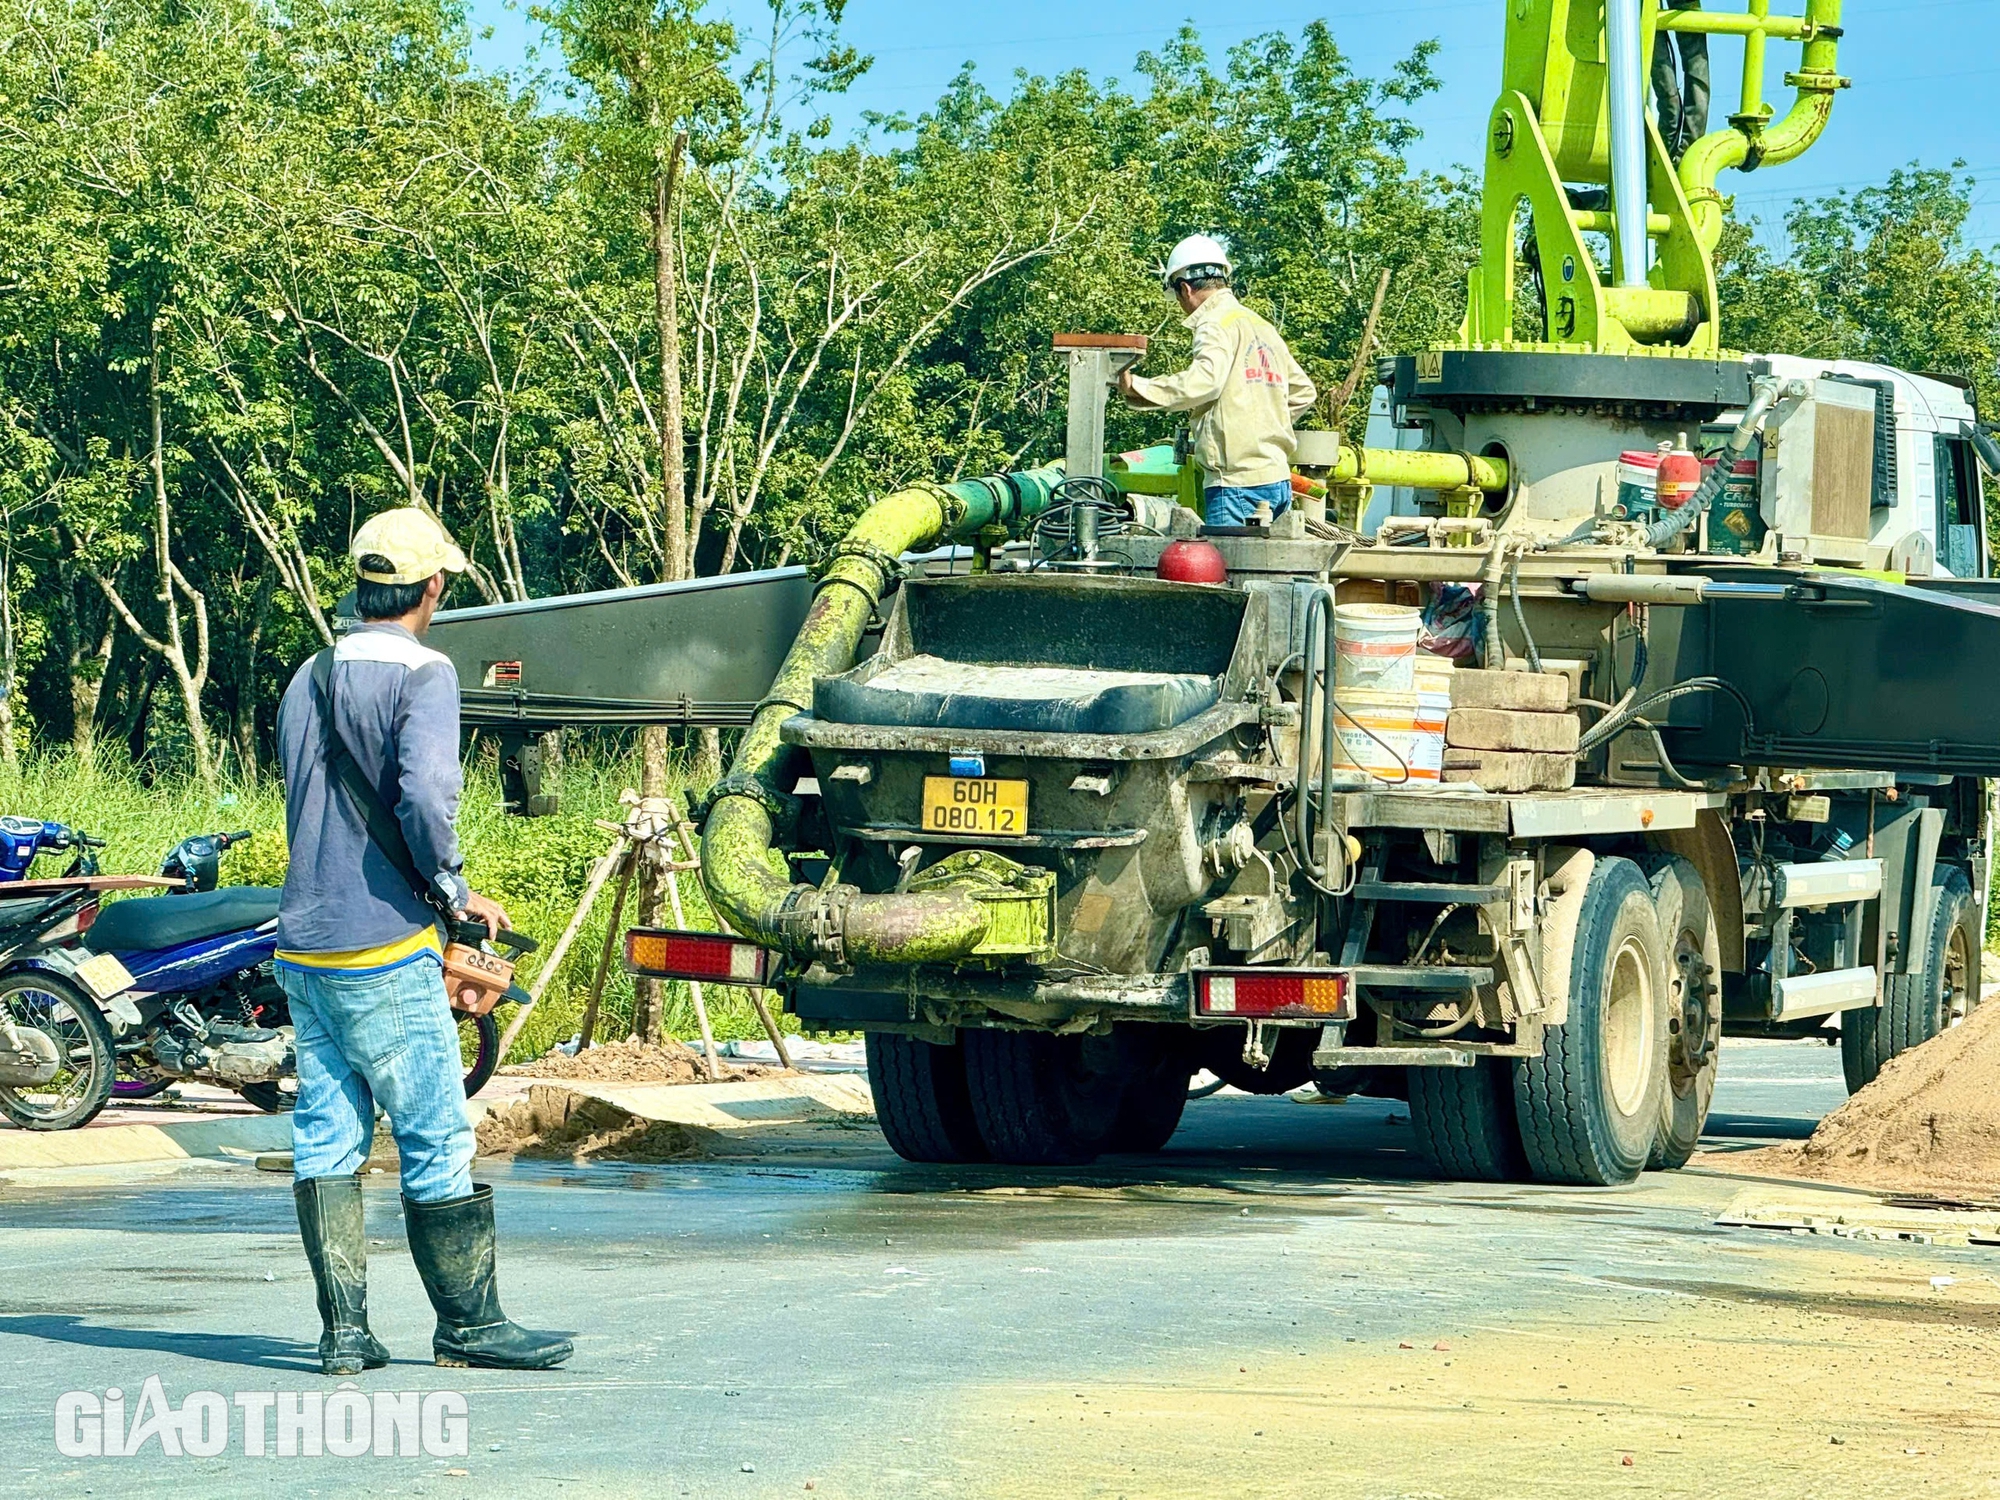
[310,648,435,912]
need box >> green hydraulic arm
[1462,0,1848,356]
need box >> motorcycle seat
[85,887,282,955]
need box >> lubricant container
[1706,457,1765,554]
[1333,603,1421,693]
[1616,448,1662,521]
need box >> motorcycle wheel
[0,970,116,1130]
[238,1078,297,1113]
[460,1012,501,1098]
[113,1068,175,1100]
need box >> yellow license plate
[73,951,137,1000]
[922,777,1028,837]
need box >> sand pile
[1724,999,2000,1198]
[475,1083,702,1162]
[504,1037,750,1086]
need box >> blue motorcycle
[83,830,297,1112]
[87,831,512,1113]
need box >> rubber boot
[402,1185,573,1369]
[294,1175,392,1376]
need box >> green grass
[0,745,795,1064]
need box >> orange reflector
[624,928,770,985]
[1196,969,1352,1021]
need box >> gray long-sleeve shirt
[274,623,473,957]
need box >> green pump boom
[1464,0,1847,356]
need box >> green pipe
[1681,0,1845,252]
[701,464,1065,970]
[1656,7,1806,42]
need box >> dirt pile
[475,1083,702,1162]
[504,1037,750,1086]
[1722,999,2000,1197]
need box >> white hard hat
[1163,233,1233,289]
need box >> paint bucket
[1329,688,1422,786]
[1333,604,1421,693]
[1617,448,1662,521]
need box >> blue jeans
[281,956,474,1203]
[1204,480,1293,526]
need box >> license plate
[72,951,137,1000]
[922,776,1028,837]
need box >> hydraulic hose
[700,464,1065,970]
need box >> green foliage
[0,0,1485,769]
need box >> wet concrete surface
[2,1037,1994,1498]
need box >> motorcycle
[90,831,525,1113]
[0,819,153,1130]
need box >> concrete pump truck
[432,0,1999,1186]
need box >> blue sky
[465,0,2000,250]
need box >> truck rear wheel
[1641,854,1722,1170]
[866,1032,988,1164]
[1104,1027,1193,1154]
[1514,856,1669,1186]
[1410,1059,1529,1182]
[1842,865,1977,1094]
[962,1029,1122,1167]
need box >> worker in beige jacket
[1117,234,1318,526]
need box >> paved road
[3,1037,1995,1499]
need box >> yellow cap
[351,508,468,586]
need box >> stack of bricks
[1442,670,1578,792]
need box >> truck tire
[1514,856,1669,1186]
[866,1032,988,1164]
[1410,1059,1529,1182]
[1842,864,1977,1094]
[961,1029,1119,1166]
[1641,854,1722,1170]
[1105,1029,1193,1154]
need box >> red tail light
[624,928,770,984]
[75,901,100,935]
[1194,968,1352,1021]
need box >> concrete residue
[505,1038,753,1086]
[475,1084,701,1162]
[1717,999,2000,1198]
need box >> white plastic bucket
[1330,688,1422,785]
[1412,652,1455,699]
[1410,654,1453,785]
[1333,604,1421,693]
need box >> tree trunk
[71,606,115,762]
[694,727,722,787]
[633,724,671,1043]
[0,527,18,771]
[653,130,690,582]
[136,330,215,787]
